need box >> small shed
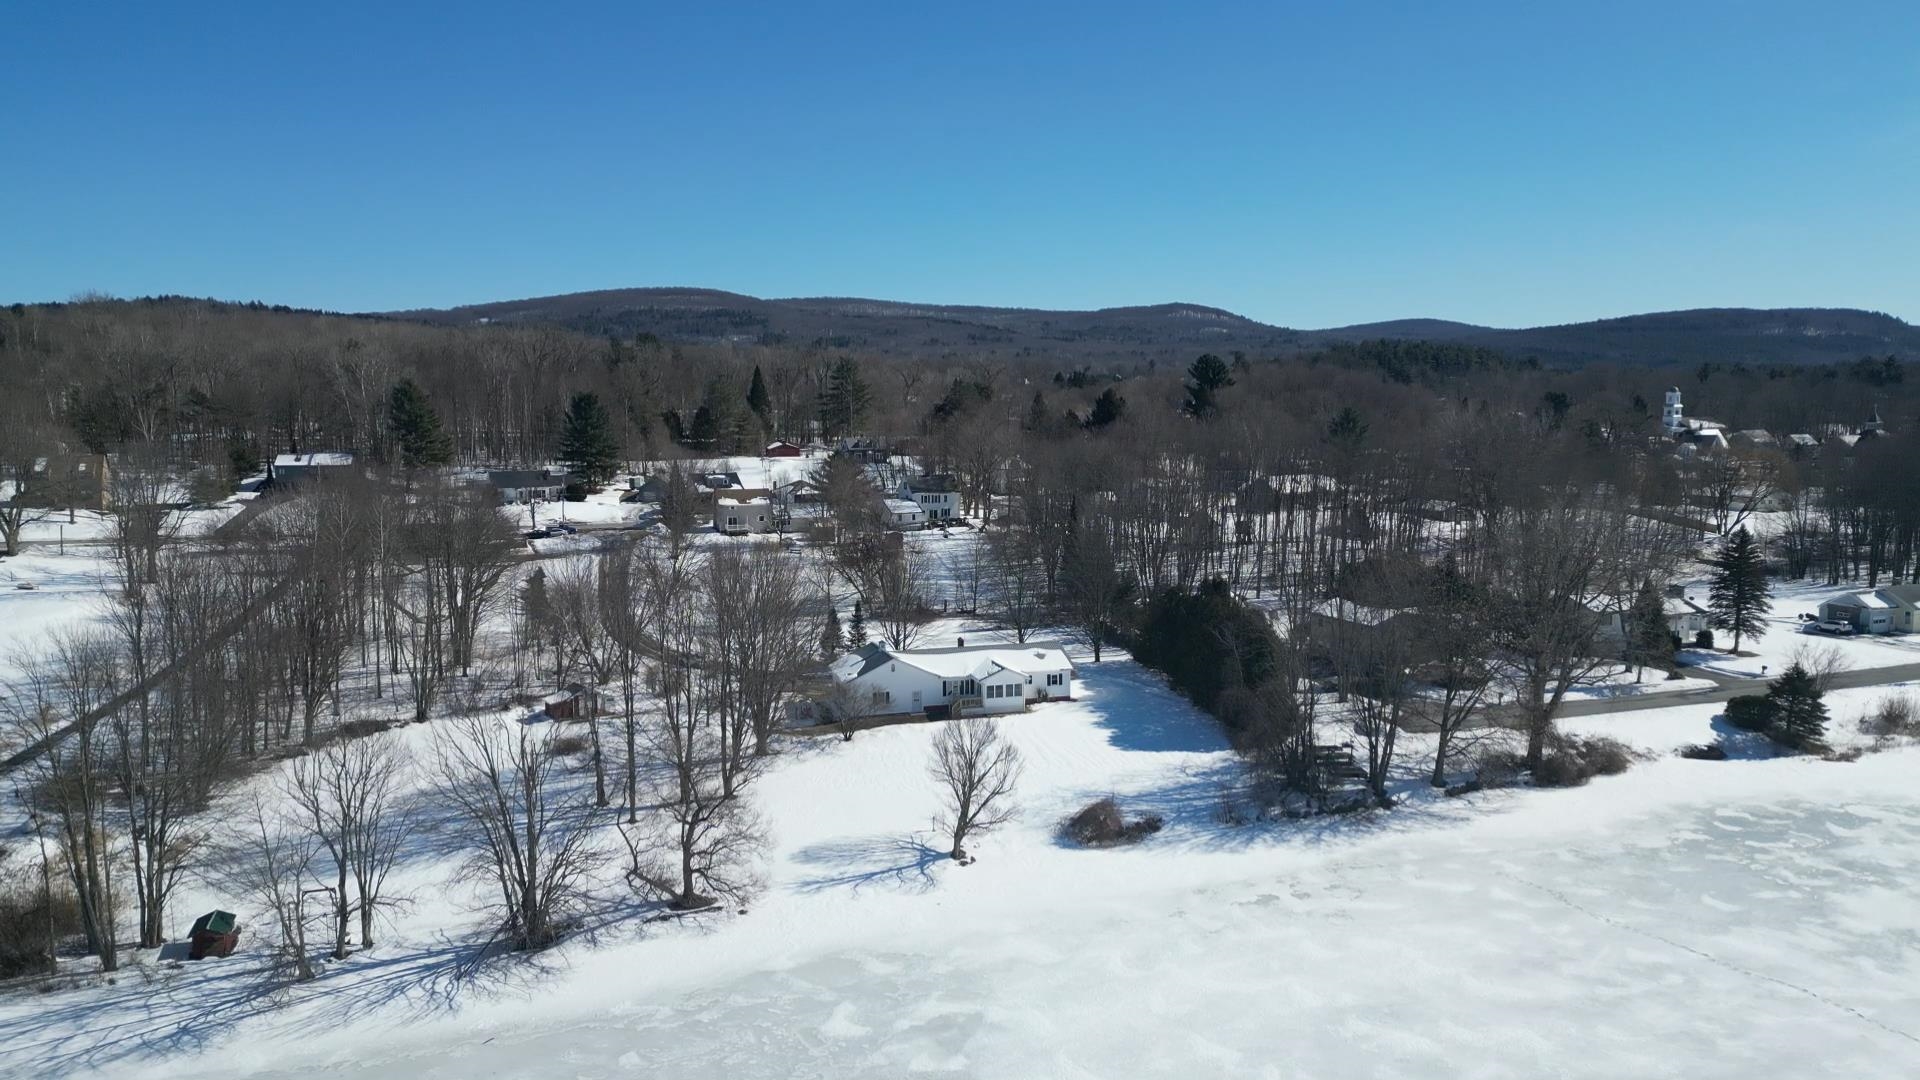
[765,440,805,458]
[188,910,241,959]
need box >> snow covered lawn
[5,653,1918,1079]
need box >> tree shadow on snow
[1075,662,1233,754]
[787,833,948,894]
[0,923,560,1076]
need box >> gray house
[1818,585,1920,635]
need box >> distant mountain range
[386,288,1920,367]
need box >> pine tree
[1086,387,1127,430]
[1624,578,1672,682]
[1765,663,1828,751]
[687,405,719,450]
[746,365,773,435]
[1025,391,1052,434]
[1325,406,1368,450]
[1706,526,1770,652]
[847,599,867,648]
[1182,354,1234,418]
[559,391,621,486]
[817,358,871,439]
[820,605,843,660]
[387,378,453,468]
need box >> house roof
[905,474,956,493]
[273,452,354,468]
[488,469,564,487]
[833,641,1075,683]
[883,498,924,516]
[1308,599,1411,626]
[717,488,775,507]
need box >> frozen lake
[214,797,1920,1080]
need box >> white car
[1811,619,1856,636]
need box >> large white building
[828,640,1075,718]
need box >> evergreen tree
[1706,526,1770,652]
[847,599,868,648]
[1624,578,1672,682]
[817,358,871,438]
[1086,387,1127,430]
[1765,663,1828,751]
[746,364,773,434]
[820,605,842,661]
[1024,391,1052,434]
[1325,406,1368,450]
[687,405,718,450]
[1182,353,1234,418]
[387,377,452,468]
[559,391,621,486]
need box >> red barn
[764,441,805,458]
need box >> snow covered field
[4,651,1917,1080]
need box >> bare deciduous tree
[285,734,409,957]
[433,714,605,950]
[928,718,1022,862]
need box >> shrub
[1723,695,1776,732]
[545,733,590,758]
[1860,693,1920,738]
[1061,798,1164,847]
[1679,743,1728,761]
[0,857,81,979]
[1693,628,1715,650]
[1533,734,1636,788]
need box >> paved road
[1554,662,1920,718]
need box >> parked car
[1810,619,1856,636]
[549,523,578,535]
[522,528,552,541]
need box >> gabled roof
[488,469,565,487]
[905,474,957,493]
[832,641,1075,683]
[883,498,924,515]
[274,452,354,468]
[1308,598,1412,627]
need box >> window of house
[1047,673,1065,687]
[870,690,890,705]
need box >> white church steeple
[1662,387,1684,435]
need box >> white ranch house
[829,640,1075,719]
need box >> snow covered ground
[1674,575,1920,678]
[4,648,1917,1080]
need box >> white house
[902,474,960,521]
[487,468,568,504]
[828,640,1075,718]
[715,488,777,535]
[1590,588,1712,644]
[1819,585,1920,634]
[882,497,927,530]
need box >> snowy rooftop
[834,641,1074,681]
[273,452,355,467]
[1308,598,1412,626]
[883,498,923,515]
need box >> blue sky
[5,2,1917,328]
